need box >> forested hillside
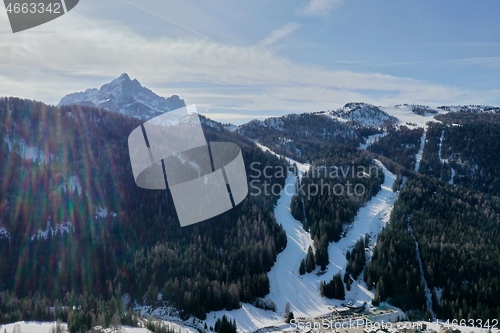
[238,113,361,163]
[421,115,500,196]
[0,98,287,329]
[368,175,500,320]
[2,98,500,329]
[290,153,384,270]
[368,127,423,170]
[366,113,500,321]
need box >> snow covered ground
[0,322,66,333]
[382,105,441,129]
[134,305,201,333]
[255,143,310,173]
[0,321,193,333]
[266,159,397,319]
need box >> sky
[0,0,499,123]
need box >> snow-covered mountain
[239,102,500,139]
[321,102,398,128]
[58,73,185,120]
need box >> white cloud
[453,57,500,69]
[298,0,343,16]
[0,12,498,124]
[259,22,301,47]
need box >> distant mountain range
[58,73,500,127]
[58,73,185,120]
[317,102,500,129]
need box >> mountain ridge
[58,74,500,127]
[58,73,186,120]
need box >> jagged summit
[58,73,186,120]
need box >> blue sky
[0,0,499,123]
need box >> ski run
[204,144,401,332]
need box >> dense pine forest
[368,127,423,171]
[0,98,287,330]
[367,175,500,320]
[367,113,500,320]
[238,113,362,163]
[420,117,500,196]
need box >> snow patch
[96,206,108,219]
[59,175,83,195]
[414,130,426,172]
[134,305,198,333]
[437,130,449,164]
[449,168,455,185]
[0,227,10,240]
[382,105,441,129]
[3,137,52,163]
[255,143,309,173]
[407,217,435,320]
[0,321,67,333]
[437,130,456,185]
[31,221,74,241]
[359,133,387,150]
[68,176,82,195]
[434,288,443,304]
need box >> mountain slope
[0,97,288,328]
[58,73,185,120]
[238,112,360,163]
[240,107,500,324]
[320,102,398,128]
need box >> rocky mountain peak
[58,73,186,121]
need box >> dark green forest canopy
[420,117,500,196]
[367,114,500,320]
[0,97,287,322]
